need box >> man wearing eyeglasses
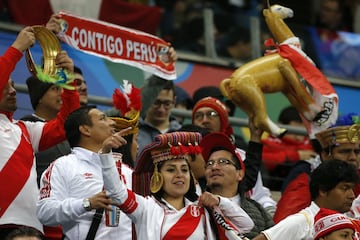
[192,97,232,136]
[192,96,278,217]
[137,76,182,162]
[200,132,274,239]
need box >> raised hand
[55,50,74,73]
[168,46,177,62]
[12,26,35,52]
[100,126,133,154]
[46,14,62,34]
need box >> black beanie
[26,76,54,110]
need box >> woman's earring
[150,163,163,193]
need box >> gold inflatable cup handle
[25,25,61,77]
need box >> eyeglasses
[194,111,219,121]
[74,78,87,86]
[205,158,236,168]
[152,99,174,109]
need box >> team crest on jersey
[190,205,201,217]
[83,172,93,179]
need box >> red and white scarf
[213,206,245,240]
[265,37,338,138]
[57,12,176,80]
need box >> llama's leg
[221,76,286,136]
[278,59,322,120]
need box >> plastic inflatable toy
[220,4,329,137]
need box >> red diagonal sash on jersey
[0,122,34,217]
[57,11,176,80]
[162,205,205,240]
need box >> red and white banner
[57,11,176,80]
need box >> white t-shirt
[262,201,319,240]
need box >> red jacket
[274,163,360,223]
[273,172,311,223]
[262,136,313,172]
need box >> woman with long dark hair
[99,131,254,239]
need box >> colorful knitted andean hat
[133,131,202,196]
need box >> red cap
[200,132,244,170]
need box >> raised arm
[243,117,264,191]
[100,152,129,204]
[0,27,35,97]
[38,50,80,151]
[99,128,134,205]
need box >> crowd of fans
[2,2,360,240]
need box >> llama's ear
[263,9,270,16]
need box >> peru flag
[7,0,163,35]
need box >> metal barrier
[15,82,308,135]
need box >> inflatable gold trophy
[25,26,74,89]
[220,2,336,137]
